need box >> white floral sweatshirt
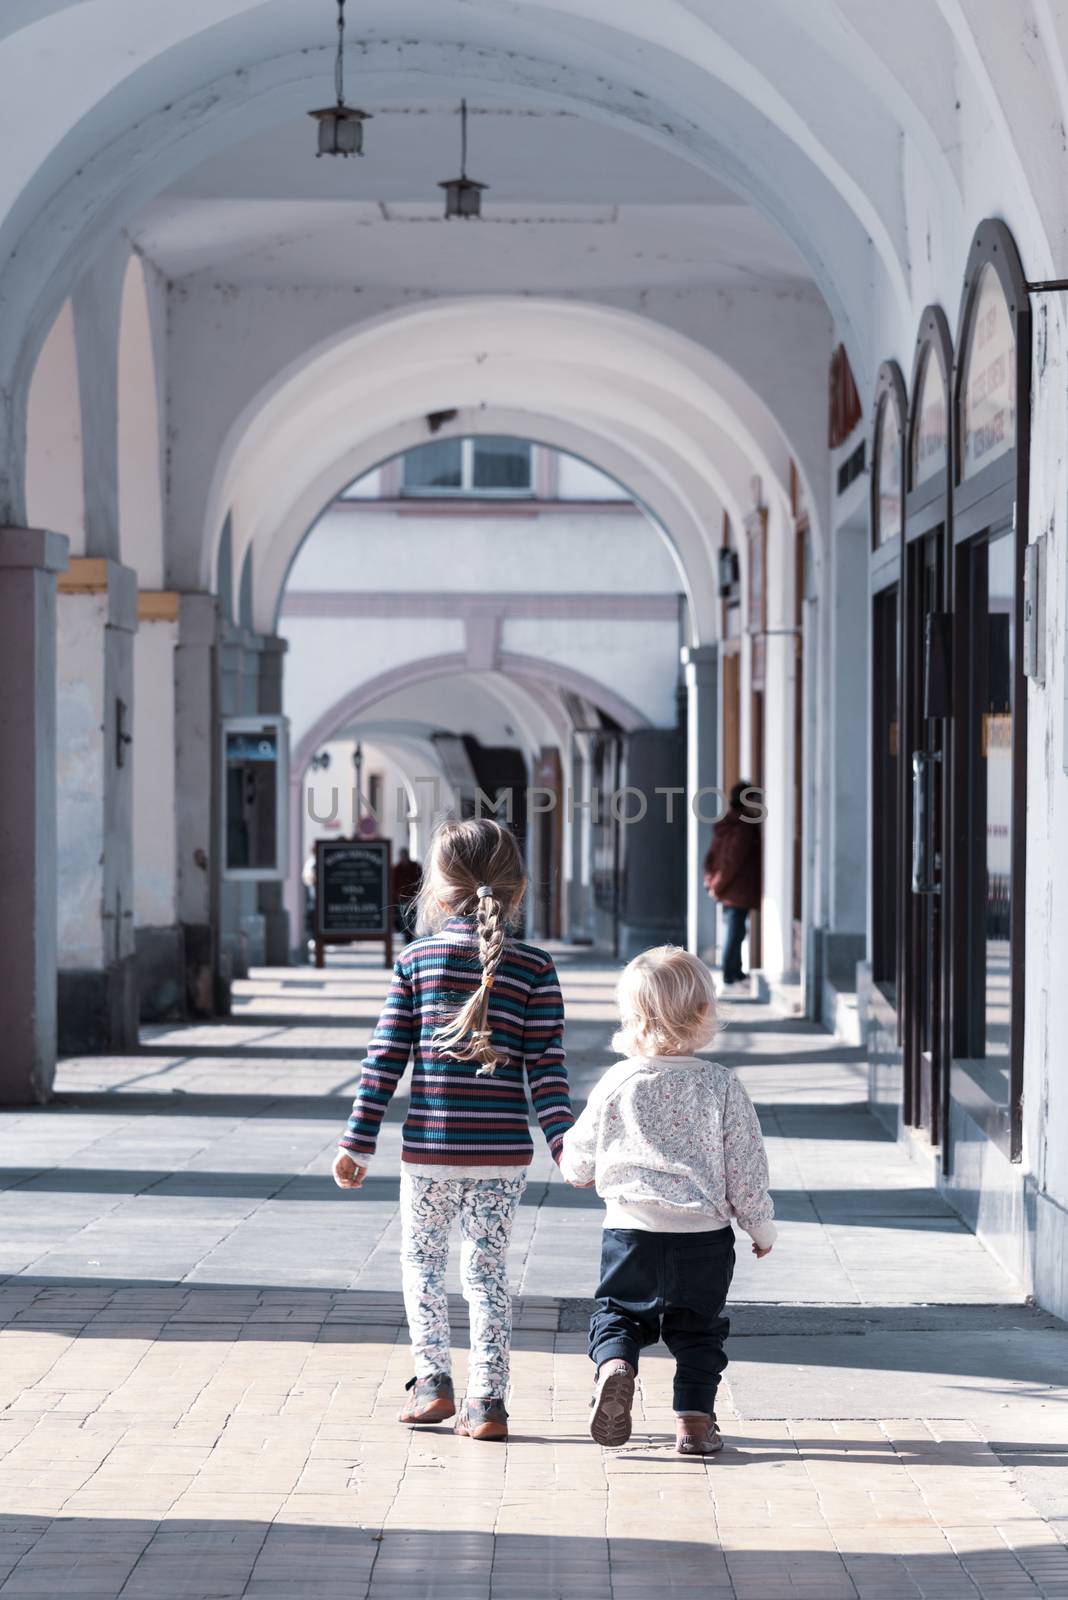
[559,1054,777,1248]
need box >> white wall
[282,616,467,750]
[502,616,678,727]
[285,505,680,594]
[56,593,108,967]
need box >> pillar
[174,592,219,1016]
[133,591,182,1020]
[0,528,68,1102]
[56,556,139,1053]
[824,511,868,983]
[217,620,267,977]
[682,644,718,959]
[257,633,290,967]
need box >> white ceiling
[130,99,813,294]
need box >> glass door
[871,586,900,1004]
[904,532,946,1138]
[953,526,1016,1147]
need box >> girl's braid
[471,891,508,1075]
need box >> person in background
[392,845,422,934]
[302,850,318,941]
[703,781,763,989]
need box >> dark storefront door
[904,529,947,1141]
[950,523,1020,1155]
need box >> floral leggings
[399,1171,527,1398]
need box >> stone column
[56,557,139,1053]
[681,644,719,959]
[174,592,218,1016]
[0,528,68,1102]
[825,513,868,983]
[132,591,182,1020]
[217,620,262,977]
[256,633,291,967]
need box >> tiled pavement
[1,951,1067,1598]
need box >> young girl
[333,818,573,1442]
[560,946,775,1456]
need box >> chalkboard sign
[314,838,393,967]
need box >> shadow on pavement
[0,1516,1062,1598]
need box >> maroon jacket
[703,809,762,911]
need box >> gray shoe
[399,1372,455,1425]
[675,1413,723,1455]
[455,1395,508,1441]
[589,1361,635,1448]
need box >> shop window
[910,347,948,487]
[221,717,289,881]
[958,530,1014,1106]
[402,437,533,496]
[873,394,902,548]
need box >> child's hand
[566,1178,596,1189]
[752,1242,773,1258]
[333,1151,366,1189]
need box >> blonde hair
[613,945,718,1059]
[419,818,526,1075]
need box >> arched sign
[953,219,1029,509]
[960,266,1016,480]
[908,307,952,498]
[871,362,906,552]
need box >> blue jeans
[588,1227,736,1414]
[721,904,748,983]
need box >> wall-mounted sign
[911,349,948,486]
[221,716,289,881]
[962,264,1016,479]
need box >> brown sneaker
[455,1396,508,1441]
[589,1360,635,1448]
[675,1412,723,1455]
[399,1373,456,1425]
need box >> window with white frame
[401,437,534,496]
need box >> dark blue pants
[588,1227,735,1414]
[721,904,749,983]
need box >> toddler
[560,945,775,1455]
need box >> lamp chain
[335,0,346,108]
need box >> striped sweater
[338,916,573,1169]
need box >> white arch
[24,299,84,551]
[285,648,646,930]
[268,407,724,643]
[0,18,899,403]
[197,297,800,641]
[6,2,1043,519]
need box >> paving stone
[0,953,1065,1597]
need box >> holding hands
[333,1151,367,1189]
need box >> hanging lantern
[439,100,488,219]
[309,0,371,156]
